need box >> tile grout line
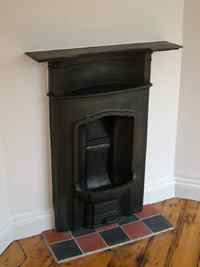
[44,212,162,246]
[45,222,174,262]
[42,233,73,246]
[43,236,61,264]
[96,232,109,248]
[72,237,85,254]
[55,226,174,264]
[44,211,172,263]
[72,231,97,239]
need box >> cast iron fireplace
[26,41,181,231]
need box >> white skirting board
[175,176,200,201]
[0,210,53,255]
[0,224,13,255]
[144,177,175,204]
[1,176,199,255]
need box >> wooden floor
[1,198,200,267]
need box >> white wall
[0,135,13,253]
[0,0,183,253]
[176,0,200,178]
[175,0,200,199]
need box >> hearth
[26,41,182,232]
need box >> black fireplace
[26,41,182,231]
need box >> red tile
[42,229,72,244]
[96,224,118,232]
[76,233,107,253]
[123,221,152,240]
[135,205,158,219]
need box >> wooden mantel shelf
[26,41,182,63]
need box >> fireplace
[26,41,181,231]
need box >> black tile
[118,215,139,225]
[100,227,129,246]
[72,227,95,237]
[51,240,82,262]
[143,215,173,233]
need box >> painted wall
[175,0,200,200]
[176,0,200,178]
[0,135,13,253]
[0,0,183,253]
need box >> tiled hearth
[42,205,173,264]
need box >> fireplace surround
[26,41,181,232]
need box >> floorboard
[1,198,200,267]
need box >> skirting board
[144,177,175,204]
[0,210,53,255]
[0,176,175,255]
[175,176,200,202]
[0,224,13,255]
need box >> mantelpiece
[26,41,181,62]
